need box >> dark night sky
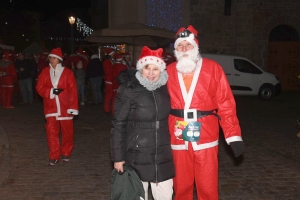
[2,0,91,21]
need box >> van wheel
[258,85,274,100]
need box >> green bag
[111,165,145,200]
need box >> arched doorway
[268,24,300,90]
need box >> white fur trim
[91,54,98,59]
[67,109,79,115]
[174,33,198,49]
[48,54,63,61]
[136,56,166,72]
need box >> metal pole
[71,24,74,54]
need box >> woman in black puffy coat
[110,46,175,200]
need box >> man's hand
[53,88,64,95]
[230,141,245,157]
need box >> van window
[234,59,263,74]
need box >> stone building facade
[188,0,300,70]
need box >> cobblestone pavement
[0,91,300,200]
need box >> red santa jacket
[166,57,242,151]
[103,58,114,82]
[36,64,79,120]
[0,60,17,86]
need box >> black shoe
[48,159,59,166]
[61,156,70,162]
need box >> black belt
[130,120,168,129]
[170,109,220,120]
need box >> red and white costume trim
[36,64,78,160]
[167,57,242,200]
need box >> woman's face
[48,56,60,68]
[141,64,161,82]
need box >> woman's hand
[114,161,125,173]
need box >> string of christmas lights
[145,0,182,31]
[76,18,93,36]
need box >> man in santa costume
[0,51,17,108]
[111,53,127,113]
[36,47,79,166]
[166,25,245,200]
[103,47,115,113]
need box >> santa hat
[105,48,115,56]
[48,47,63,61]
[115,53,123,61]
[174,25,199,49]
[76,48,83,55]
[3,52,10,61]
[90,54,98,59]
[136,46,166,72]
[43,48,49,54]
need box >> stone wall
[189,0,300,70]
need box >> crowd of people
[0,46,143,112]
[1,24,245,200]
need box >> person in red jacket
[103,48,115,113]
[0,51,17,108]
[36,47,79,166]
[166,25,245,200]
[111,53,127,113]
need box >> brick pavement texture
[0,92,300,199]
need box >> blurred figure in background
[86,54,104,105]
[0,51,17,108]
[14,52,34,104]
[103,48,115,113]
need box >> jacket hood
[118,69,140,89]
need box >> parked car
[201,53,281,100]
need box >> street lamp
[68,16,76,54]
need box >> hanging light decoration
[76,18,93,36]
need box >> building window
[269,25,300,42]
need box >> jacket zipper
[152,91,158,184]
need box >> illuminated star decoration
[76,18,93,36]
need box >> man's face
[18,53,24,60]
[176,40,194,55]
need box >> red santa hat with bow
[136,46,166,72]
[174,25,199,49]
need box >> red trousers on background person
[45,117,74,160]
[1,87,14,108]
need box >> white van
[201,53,281,100]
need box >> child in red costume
[36,47,79,166]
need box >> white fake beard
[174,47,200,74]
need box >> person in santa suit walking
[36,47,79,166]
[102,47,115,113]
[0,51,17,108]
[111,53,127,114]
[166,25,245,200]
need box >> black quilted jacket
[110,69,175,182]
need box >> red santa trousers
[173,143,218,200]
[45,117,74,160]
[104,82,113,113]
[1,87,14,107]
